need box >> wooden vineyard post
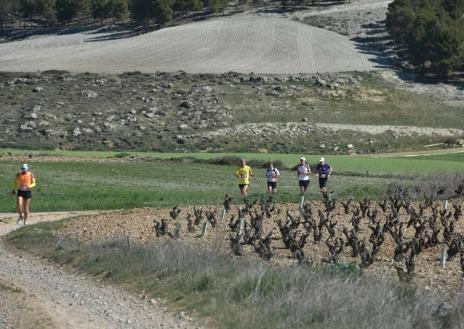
[126,234,131,251]
[238,208,245,236]
[221,208,227,221]
[201,220,209,238]
[440,199,449,269]
[440,244,447,268]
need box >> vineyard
[60,184,464,294]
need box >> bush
[112,152,131,158]
[165,156,288,169]
[386,172,464,200]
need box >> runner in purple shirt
[315,157,332,194]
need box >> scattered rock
[179,99,193,109]
[200,86,213,93]
[32,86,43,92]
[95,79,107,86]
[316,78,327,87]
[20,121,36,130]
[25,112,38,120]
[103,122,113,129]
[82,90,98,98]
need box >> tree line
[386,0,464,76]
[0,0,230,29]
[0,0,349,32]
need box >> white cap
[300,157,306,161]
[21,163,29,171]
[319,157,325,162]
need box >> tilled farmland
[60,194,464,295]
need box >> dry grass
[7,220,464,329]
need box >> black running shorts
[299,180,309,188]
[17,190,32,199]
[319,178,328,189]
[267,182,277,189]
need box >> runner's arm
[11,176,18,194]
[29,175,37,189]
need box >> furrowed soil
[57,201,464,296]
[0,15,376,74]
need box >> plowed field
[59,200,464,295]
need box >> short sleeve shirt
[297,164,311,181]
[236,165,253,185]
[316,163,331,179]
[265,168,280,182]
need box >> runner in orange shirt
[11,164,36,225]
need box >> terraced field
[0,15,377,74]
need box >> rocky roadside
[0,213,205,329]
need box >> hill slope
[0,15,377,74]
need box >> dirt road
[0,212,203,329]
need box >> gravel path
[0,14,377,74]
[0,212,204,329]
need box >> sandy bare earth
[0,212,204,329]
[204,121,464,138]
[0,14,378,74]
[292,0,392,19]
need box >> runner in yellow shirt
[235,159,253,199]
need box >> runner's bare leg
[16,196,24,221]
[23,198,31,225]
